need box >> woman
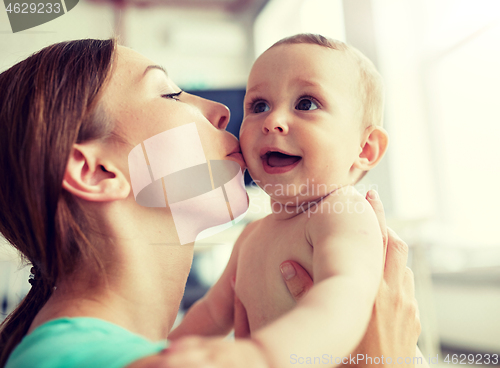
[0,39,421,368]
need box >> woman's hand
[347,226,421,368]
[279,190,423,368]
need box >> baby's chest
[234,219,314,331]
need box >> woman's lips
[227,151,246,170]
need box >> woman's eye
[253,101,270,114]
[295,98,318,111]
[162,91,183,101]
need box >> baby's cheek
[241,150,261,183]
[243,152,260,176]
[238,134,252,160]
[238,128,263,172]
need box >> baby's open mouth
[262,151,302,168]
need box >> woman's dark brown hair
[0,38,116,367]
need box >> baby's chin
[254,177,335,202]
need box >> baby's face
[240,43,365,203]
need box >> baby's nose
[262,115,289,134]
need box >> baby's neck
[268,184,355,221]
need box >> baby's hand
[159,336,270,368]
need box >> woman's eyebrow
[143,65,168,78]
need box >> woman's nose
[192,95,230,130]
[262,113,289,135]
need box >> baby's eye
[253,101,270,114]
[295,98,318,111]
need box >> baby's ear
[353,126,389,171]
[62,142,130,202]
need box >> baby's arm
[252,191,384,367]
[168,221,257,340]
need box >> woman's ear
[62,143,130,202]
[353,126,389,171]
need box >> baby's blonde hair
[270,34,385,128]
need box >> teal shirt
[5,317,169,368]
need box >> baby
[170,34,388,367]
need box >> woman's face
[101,46,245,171]
[100,47,248,244]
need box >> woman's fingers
[366,190,388,262]
[403,266,415,297]
[384,227,410,287]
[280,260,313,301]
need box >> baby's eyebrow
[292,78,322,88]
[247,79,323,95]
[247,82,266,94]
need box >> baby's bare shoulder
[306,186,378,240]
[233,217,269,248]
[240,217,266,237]
[310,186,372,219]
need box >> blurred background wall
[1,0,500,360]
